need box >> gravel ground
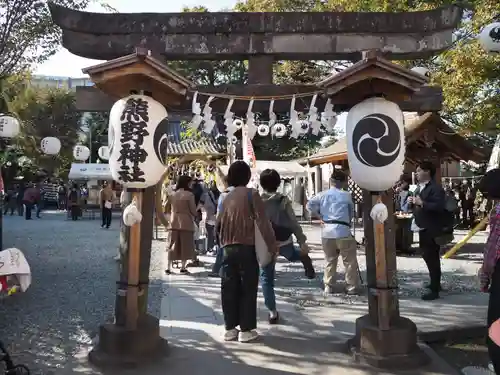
[265,225,485,305]
[0,211,165,375]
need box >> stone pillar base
[88,314,168,368]
[348,314,430,370]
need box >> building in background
[30,75,94,90]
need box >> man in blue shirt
[307,169,359,295]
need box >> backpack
[264,196,294,241]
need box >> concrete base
[88,314,168,368]
[348,314,430,370]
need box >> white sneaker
[238,330,258,343]
[224,329,239,341]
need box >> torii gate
[49,2,462,370]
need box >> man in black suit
[409,161,447,301]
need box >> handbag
[247,190,273,267]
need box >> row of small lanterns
[0,114,110,162]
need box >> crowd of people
[2,180,117,228]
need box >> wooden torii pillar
[318,50,438,368]
[81,47,194,367]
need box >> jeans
[102,206,112,228]
[205,223,216,251]
[419,230,441,293]
[212,246,224,274]
[221,245,259,332]
[487,260,500,374]
[36,201,44,217]
[261,243,302,312]
[70,205,80,221]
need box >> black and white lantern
[41,137,61,155]
[73,145,90,161]
[346,97,405,192]
[0,115,20,139]
[108,94,169,189]
[478,22,500,54]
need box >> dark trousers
[488,260,500,374]
[36,200,43,217]
[205,224,216,251]
[70,205,80,221]
[102,207,112,228]
[4,203,15,215]
[221,245,259,332]
[419,230,441,293]
[24,202,33,220]
[17,202,23,216]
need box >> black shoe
[180,269,190,274]
[268,312,279,325]
[424,283,443,291]
[165,269,172,275]
[421,291,440,301]
[300,255,316,279]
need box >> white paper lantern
[40,137,61,155]
[98,146,110,160]
[108,94,169,188]
[257,124,270,137]
[272,123,287,138]
[478,22,500,54]
[0,115,20,138]
[233,119,244,129]
[73,145,90,161]
[298,120,310,135]
[411,66,430,78]
[346,97,405,192]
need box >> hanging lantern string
[190,89,324,101]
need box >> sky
[35,0,238,77]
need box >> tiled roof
[167,121,225,156]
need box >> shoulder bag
[247,189,273,267]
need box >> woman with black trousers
[216,161,277,343]
[477,169,500,374]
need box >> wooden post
[125,191,142,329]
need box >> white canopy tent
[218,160,307,179]
[218,160,307,217]
[68,163,112,180]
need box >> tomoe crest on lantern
[346,97,405,192]
[108,94,169,189]
[478,22,500,54]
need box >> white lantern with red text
[108,94,169,188]
[346,97,405,192]
[41,137,61,155]
[0,115,20,138]
[73,145,90,161]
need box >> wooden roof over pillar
[317,52,442,112]
[81,47,195,107]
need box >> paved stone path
[0,215,490,375]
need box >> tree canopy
[234,0,500,137]
[4,76,82,179]
[0,0,115,78]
